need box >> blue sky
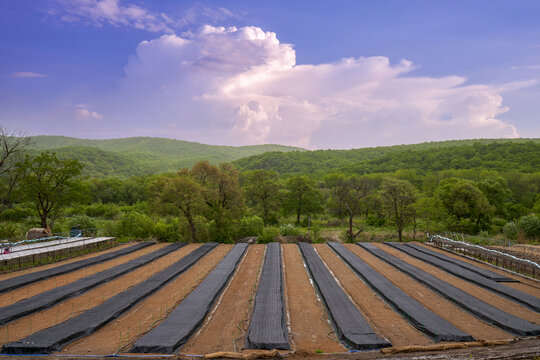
[1,0,539,149]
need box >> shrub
[366,215,386,226]
[113,211,154,240]
[66,215,98,232]
[503,221,518,240]
[279,223,301,236]
[84,202,120,219]
[0,222,20,239]
[258,226,280,243]
[517,214,540,240]
[238,216,264,238]
[153,218,179,242]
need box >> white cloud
[75,104,103,120]
[54,1,237,33]
[101,26,523,148]
[9,72,46,78]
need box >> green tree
[191,161,245,242]
[149,173,203,242]
[517,214,540,241]
[18,151,83,229]
[242,170,282,226]
[415,196,446,235]
[381,177,418,242]
[282,175,323,224]
[437,178,493,234]
[476,175,510,218]
[0,126,30,213]
[328,175,373,242]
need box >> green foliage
[517,214,540,240]
[235,141,540,175]
[238,216,264,237]
[66,215,97,231]
[27,136,303,178]
[0,222,20,239]
[258,226,280,243]
[112,211,155,240]
[153,218,179,242]
[279,223,302,236]
[17,151,84,229]
[503,221,518,240]
[282,175,323,224]
[242,170,282,226]
[381,177,418,241]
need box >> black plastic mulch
[405,243,513,282]
[328,242,473,342]
[298,242,391,350]
[1,243,218,354]
[0,242,185,326]
[358,242,540,336]
[0,242,155,294]
[245,242,290,350]
[131,243,249,353]
[387,242,540,312]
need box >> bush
[84,202,120,219]
[179,215,210,242]
[238,216,264,238]
[366,215,386,226]
[153,218,179,242]
[66,215,98,232]
[258,226,280,243]
[113,211,154,240]
[279,223,301,236]
[517,214,540,240]
[503,221,518,240]
[0,222,20,239]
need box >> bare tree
[0,126,31,212]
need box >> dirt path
[417,242,540,294]
[181,244,265,355]
[0,244,198,347]
[313,244,431,347]
[0,242,134,281]
[375,243,540,324]
[344,244,510,341]
[62,244,232,355]
[0,244,166,307]
[282,244,345,353]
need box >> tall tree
[191,161,245,242]
[328,175,373,242]
[243,170,282,226]
[436,178,493,234]
[18,151,83,229]
[149,173,203,242]
[282,175,323,224]
[0,126,31,213]
[381,177,418,242]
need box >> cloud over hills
[104,25,519,148]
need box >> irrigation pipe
[430,235,540,270]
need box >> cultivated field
[0,240,539,359]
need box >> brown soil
[282,244,345,353]
[313,244,431,347]
[62,244,232,355]
[374,243,540,324]
[181,244,265,355]
[0,242,134,282]
[0,243,166,307]
[0,243,199,347]
[417,242,540,294]
[344,244,510,341]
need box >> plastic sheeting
[298,242,390,350]
[0,238,114,261]
[387,242,540,312]
[245,243,290,350]
[1,243,218,354]
[405,243,513,282]
[328,242,473,342]
[0,242,154,294]
[131,243,249,353]
[0,242,185,326]
[358,243,540,336]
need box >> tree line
[1,126,539,243]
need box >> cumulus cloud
[103,25,521,148]
[9,72,46,78]
[75,104,103,120]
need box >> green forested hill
[27,136,304,177]
[233,139,540,175]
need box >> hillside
[27,136,304,177]
[233,139,540,175]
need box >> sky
[1,0,540,149]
